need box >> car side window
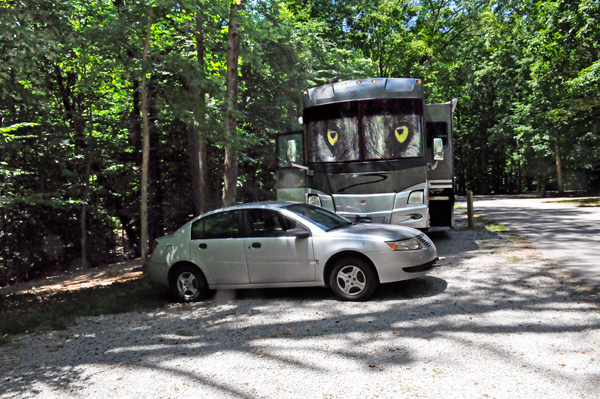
[191,211,240,240]
[244,209,296,238]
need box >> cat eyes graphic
[310,103,420,162]
[327,130,338,146]
[321,125,358,161]
[395,125,409,143]
[325,125,410,148]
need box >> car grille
[415,233,433,248]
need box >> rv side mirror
[433,137,444,161]
[287,140,298,163]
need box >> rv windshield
[362,99,423,160]
[306,102,359,163]
[305,98,423,163]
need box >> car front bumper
[367,246,438,284]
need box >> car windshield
[283,203,352,232]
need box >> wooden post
[467,191,474,228]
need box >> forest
[1,0,599,284]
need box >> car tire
[329,257,377,301]
[172,265,208,302]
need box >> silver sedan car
[147,202,437,302]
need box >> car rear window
[191,210,241,240]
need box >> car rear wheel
[329,257,377,301]
[173,265,208,302]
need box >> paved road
[472,196,600,288]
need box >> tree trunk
[555,138,564,193]
[186,123,202,215]
[140,8,153,266]
[148,88,163,243]
[196,13,209,213]
[1,183,8,286]
[455,109,465,194]
[516,139,522,193]
[199,127,209,211]
[186,12,209,216]
[80,101,94,270]
[131,78,142,158]
[479,123,488,195]
[222,0,243,207]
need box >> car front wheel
[329,257,377,301]
[173,265,208,302]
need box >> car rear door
[242,209,316,283]
[189,210,250,285]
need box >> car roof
[201,201,299,217]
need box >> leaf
[0,123,39,136]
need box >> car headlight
[386,238,422,251]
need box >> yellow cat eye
[327,130,338,146]
[395,126,409,143]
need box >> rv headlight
[408,190,424,204]
[386,238,422,251]
[307,194,322,207]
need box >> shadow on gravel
[221,276,447,302]
[374,276,447,300]
[1,225,599,398]
[427,228,500,257]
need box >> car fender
[312,238,380,284]
[167,258,213,288]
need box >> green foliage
[551,198,600,207]
[485,224,506,232]
[0,123,39,141]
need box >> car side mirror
[285,229,310,238]
[433,137,444,161]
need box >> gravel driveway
[1,209,599,398]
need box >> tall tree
[185,9,210,216]
[140,7,154,265]
[222,0,244,207]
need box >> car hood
[329,223,420,241]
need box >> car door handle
[250,242,261,249]
[199,243,207,249]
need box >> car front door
[242,209,315,283]
[189,210,250,285]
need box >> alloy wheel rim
[336,265,366,296]
[177,272,199,299]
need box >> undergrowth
[551,198,600,207]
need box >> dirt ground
[1,259,144,298]
[0,260,148,333]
